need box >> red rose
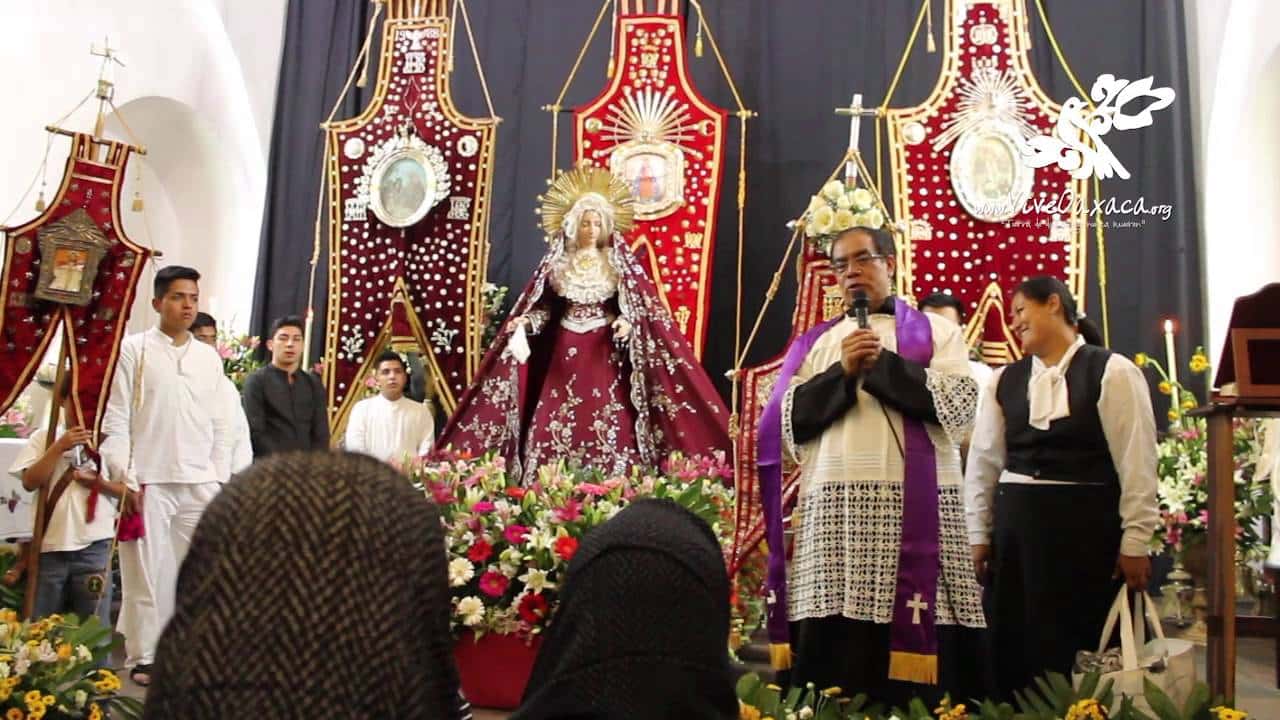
[479,571,509,598]
[554,536,579,562]
[467,539,493,563]
[505,486,527,500]
[517,592,550,624]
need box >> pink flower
[504,524,531,544]
[472,501,495,514]
[479,571,509,597]
[602,478,625,490]
[554,499,583,522]
[429,483,456,505]
[217,345,235,359]
[576,482,608,497]
[1191,473,1205,486]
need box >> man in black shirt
[242,315,330,457]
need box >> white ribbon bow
[1027,336,1084,430]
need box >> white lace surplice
[781,313,985,628]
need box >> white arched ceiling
[0,0,285,335]
[105,96,251,334]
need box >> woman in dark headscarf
[512,499,738,720]
[145,451,468,719]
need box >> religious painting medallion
[360,123,452,228]
[949,121,1034,222]
[33,209,109,306]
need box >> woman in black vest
[963,276,1159,700]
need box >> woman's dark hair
[1015,275,1105,346]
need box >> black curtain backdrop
[253,0,1203,409]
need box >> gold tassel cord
[926,0,936,53]
[607,0,618,78]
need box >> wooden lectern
[1194,283,1280,700]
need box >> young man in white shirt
[345,350,435,467]
[8,374,136,626]
[99,265,231,687]
[190,312,254,474]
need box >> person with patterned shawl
[756,182,987,706]
[435,165,730,484]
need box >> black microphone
[852,289,870,330]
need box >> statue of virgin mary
[435,165,730,483]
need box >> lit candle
[1163,319,1179,391]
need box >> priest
[757,221,987,705]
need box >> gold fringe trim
[888,651,938,685]
[769,643,792,670]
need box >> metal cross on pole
[834,93,877,184]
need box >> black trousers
[986,483,1123,701]
[790,616,990,709]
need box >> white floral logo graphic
[1021,74,1175,180]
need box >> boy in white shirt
[345,351,435,467]
[99,265,231,686]
[8,374,135,625]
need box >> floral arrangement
[730,546,768,660]
[0,397,34,440]
[214,329,262,391]
[1135,349,1274,562]
[801,180,887,253]
[407,451,734,639]
[736,670,1245,720]
[0,611,143,719]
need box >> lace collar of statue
[551,247,617,304]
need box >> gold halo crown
[535,163,635,239]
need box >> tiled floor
[118,637,1280,718]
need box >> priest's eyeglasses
[830,253,889,274]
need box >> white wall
[1187,0,1280,363]
[0,0,286,335]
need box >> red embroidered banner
[885,0,1089,364]
[323,6,497,435]
[0,134,153,435]
[573,7,727,359]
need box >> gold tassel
[607,0,618,78]
[131,191,144,212]
[768,643,793,671]
[695,18,704,57]
[888,651,939,685]
[925,0,936,53]
[607,56,615,78]
[34,192,46,212]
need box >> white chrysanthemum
[833,209,856,233]
[851,187,875,211]
[806,194,827,217]
[821,180,845,201]
[834,191,854,210]
[448,557,475,587]
[862,208,885,229]
[457,596,485,626]
[809,206,836,236]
